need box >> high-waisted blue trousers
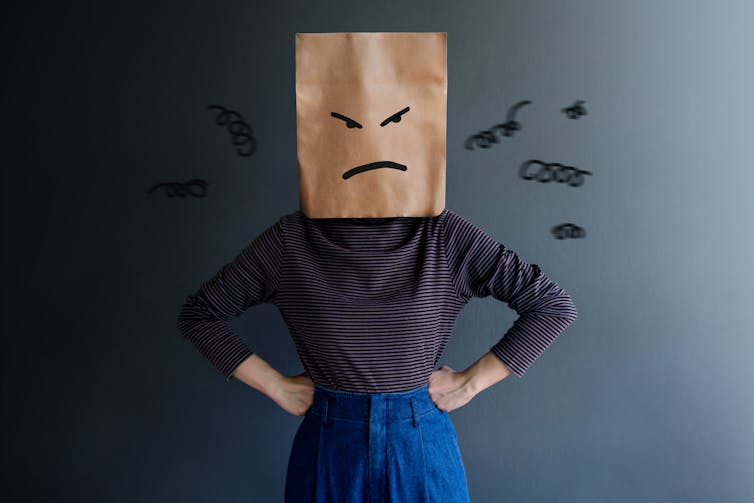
[284,383,471,502]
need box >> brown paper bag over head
[295,32,447,218]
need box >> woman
[177,207,577,502]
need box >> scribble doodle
[562,100,588,119]
[207,105,256,157]
[465,100,532,150]
[552,223,586,239]
[518,160,593,187]
[146,179,209,198]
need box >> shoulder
[440,207,470,230]
[271,210,303,233]
[244,211,300,251]
[440,208,499,246]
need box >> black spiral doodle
[551,223,586,239]
[207,105,256,157]
[562,100,588,119]
[465,100,532,150]
[519,160,593,187]
[146,178,210,198]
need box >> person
[176,207,577,501]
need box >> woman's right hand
[270,372,315,416]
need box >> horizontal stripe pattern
[177,208,577,392]
[442,211,579,377]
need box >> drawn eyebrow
[331,112,362,128]
[380,106,410,127]
[331,107,411,129]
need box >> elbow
[176,297,199,340]
[534,285,578,325]
[539,288,578,326]
[176,292,223,341]
[561,293,578,325]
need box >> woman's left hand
[427,365,475,413]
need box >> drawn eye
[380,106,410,127]
[331,112,362,129]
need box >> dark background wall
[3,1,753,501]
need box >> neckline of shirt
[294,208,447,255]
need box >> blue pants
[284,383,471,502]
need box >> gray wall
[3,1,753,501]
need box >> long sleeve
[442,210,577,378]
[176,218,285,381]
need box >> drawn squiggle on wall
[551,223,586,239]
[562,100,587,119]
[146,179,209,198]
[207,105,256,157]
[464,97,593,238]
[464,100,532,150]
[519,160,593,187]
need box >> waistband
[307,383,439,424]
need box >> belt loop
[322,398,328,426]
[410,397,417,428]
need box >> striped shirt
[176,208,577,393]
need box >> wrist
[264,371,287,400]
[459,371,479,399]
[462,351,513,396]
[234,353,288,399]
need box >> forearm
[461,351,513,396]
[232,353,285,398]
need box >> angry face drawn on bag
[332,106,412,180]
[296,33,447,219]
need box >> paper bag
[295,32,447,218]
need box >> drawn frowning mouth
[342,161,407,180]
